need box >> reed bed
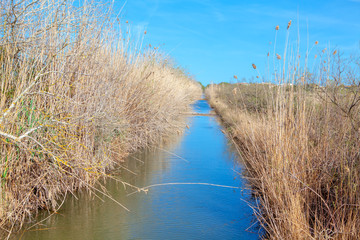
[206,25,360,239]
[0,0,201,235]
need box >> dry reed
[206,24,360,239]
[0,0,201,236]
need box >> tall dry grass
[0,0,201,235]
[206,26,360,239]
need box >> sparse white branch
[18,125,43,140]
[0,69,52,124]
[0,79,38,125]
[0,125,43,142]
[0,130,19,141]
[0,115,71,142]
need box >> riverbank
[18,99,258,240]
[0,1,202,236]
[206,65,360,238]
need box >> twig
[154,146,189,163]
[127,182,240,197]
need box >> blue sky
[115,0,360,86]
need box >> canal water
[19,100,258,240]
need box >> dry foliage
[0,0,201,235]
[206,51,360,238]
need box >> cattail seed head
[287,20,292,30]
[126,20,129,23]
[234,75,238,79]
[144,30,147,34]
[275,25,279,30]
[267,52,270,57]
[276,54,281,60]
[315,41,318,45]
[252,63,257,69]
[333,50,337,55]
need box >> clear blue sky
[115,0,360,86]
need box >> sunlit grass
[0,0,202,236]
[206,21,360,239]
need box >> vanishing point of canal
[19,100,259,240]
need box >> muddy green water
[18,100,259,240]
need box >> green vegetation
[206,28,360,239]
[197,81,206,92]
[0,0,201,236]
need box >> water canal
[19,100,258,240]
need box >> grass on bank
[206,30,360,239]
[0,0,202,236]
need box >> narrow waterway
[19,100,258,240]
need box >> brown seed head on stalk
[252,63,257,69]
[314,54,317,59]
[126,20,129,24]
[315,41,318,45]
[234,75,238,79]
[275,25,279,30]
[256,76,259,78]
[267,52,270,57]
[276,54,281,60]
[322,48,326,53]
[144,30,147,34]
[287,20,292,30]
[333,50,337,55]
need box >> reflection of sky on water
[19,100,259,240]
[191,99,212,114]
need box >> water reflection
[191,99,212,114]
[19,100,258,240]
